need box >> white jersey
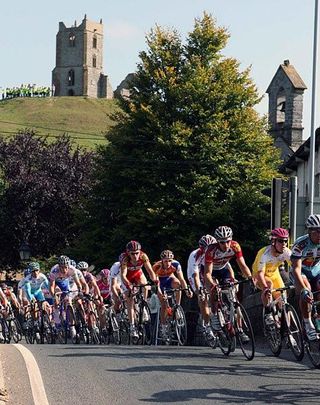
[109,262,121,284]
[187,248,205,279]
[69,269,85,292]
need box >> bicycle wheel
[234,303,255,361]
[43,313,54,344]
[283,303,304,361]
[216,308,233,356]
[262,307,282,356]
[173,305,187,346]
[138,302,152,345]
[9,319,22,344]
[110,310,121,345]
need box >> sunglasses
[219,240,230,244]
[129,251,140,255]
[276,239,288,244]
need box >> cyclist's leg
[170,276,181,304]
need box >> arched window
[92,55,97,68]
[69,33,76,47]
[93,36,97,49]
[68,70,75,86]
[276,87,286,124]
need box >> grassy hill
[0,97,121,148]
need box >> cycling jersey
[19,273,49,301]
[50,264,78,292]
[291,234,320,279]
[187,248,205,290]
[120,251,149,284]
[205,241,243,271]
[153,260,182,291]
[97,279,110,299]
[109,262,121,283]
[252,246,291,279]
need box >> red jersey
[97,279,110,299]
[205,241,243,271]
[119,251,149,272]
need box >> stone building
[52,15,113,98]
[266,60,307,162]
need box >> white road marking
[13,344,49,405]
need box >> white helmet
[214,226,233,242]
[306,214,320,228]
[198,234,216,248]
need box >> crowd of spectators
[1,84,51,100]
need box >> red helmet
[270,228,289,240]
[126,240,141,252]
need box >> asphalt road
[0,343,319,405]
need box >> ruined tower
[52,15,113,98]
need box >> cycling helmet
[126,240,141,252]
[214,226,233,241]
[160,250,174,260]
[100,268,110,278]
[58,255,70,266]
[198,234,216,248]
[270,228,289,240]
[69,259,76,267]
[77,261,89,271]
[0,283,7,290]
[306,214,320,228]
[24,267,32,277]
[29,261,40,271]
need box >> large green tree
[75,13,280,267]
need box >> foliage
[74,13,280,268]
[0,130,94,266]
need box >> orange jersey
[153,260,182,277]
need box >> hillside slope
[0,97,120,148]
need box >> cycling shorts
[159,276,173,291]
[212,266,232,283]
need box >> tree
[75,13,280,267]
[0,131,94,265]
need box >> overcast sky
[0,0,317,137]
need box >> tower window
[68,70,75,86]
[276,88,286,125]
[93,56,97,68]
[69,34,76,47]
[93,36,97,48]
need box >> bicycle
[303,292,320,368]
[100,301,121,345]
[156,287,188,346]
[129,284,152,345]
[262,285,304,361]
[198,287,218,349]
[212,279,255,361]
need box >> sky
[0,0,317,138]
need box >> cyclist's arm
[0,289,8,307]
[255,266,269,289]
[78,276,89,295]
[91,278,103,300]
[49,278,56,298]
[111,278,120,297]
[176,270,187,290]
[291,258,305,290]
[121,264,130,288]
[204,262,215,287]
[144,260,158,284]
[236,257,251,279]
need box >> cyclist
[291,214,320,341]
[0,283,20,312]
[154,250,192,340]
[17,267,32,306]
[120,240,159,339]
[49,255,84,338]
[76,261,103,332]
[252,228,291,326]
[205,225,252,342]
[109,262,123,313]
[187,234,218,341]
[97,268,111,302]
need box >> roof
[266,60,307,93]
[280,127,320,173]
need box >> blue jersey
[291,234,320,279]
[19,273,49,301]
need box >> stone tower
[266,60,307,161]
[52,15,113,98]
